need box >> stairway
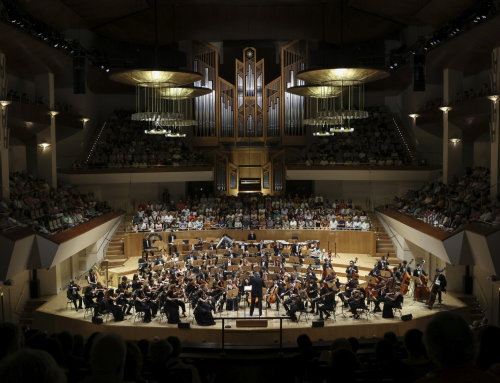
[18,300,46,327]
[104,218,129,268]
[368,213,398,264]
[385,108,421,163]
[458,296,486,324]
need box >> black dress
[194,295,216,326]
[164,292,181,324]
[382,294,403,319]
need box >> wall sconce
[49,111,59,119]
[439,107,452,114]
[39,143,51,149]
[487,95,499,104]
[81,118,90,123]
[408,114,420,119]
[449,138,461,145]
[0,100,12,110]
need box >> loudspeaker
[178,322,190,329]
[29,279,40,299]
[92,316,103,324]
[401,314,413,322]
[73,56,87,94]
[462,276,473,295]
[411,54,426,92]
[312,321,324,328]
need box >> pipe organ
[190,39,308,145]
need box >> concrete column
[490,47,500,197]
[442,69,464,184]
[0,53,10,199]
[34,73,57,188]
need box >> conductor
[249,272,266,317]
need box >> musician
[164,285,184,323]
[391,267,401,281]
[94,282,107,314]
[292,240,300,255]
[67,280,83,311]
[306,277,319,313]
[243,250,251,258]
[83,286,100,318]
[257,239,265,252]
[377,255,390,271]
[349,286,366,320]
[283,283,304,322]
[106,289,125,320]
[154,254,165,267]
[368,263,381,277]
[382,287,403,319]
[143,286,159,318]
[282,281,299,313]
[226,279,238,311]
[116,280,132,316]
[225,258,236,272]
[143,234,153,257]
[433,268,447,304]
[248,230,257,241]
[87,269,97,289]
[345,260,358,275]
[413,264,428,279]
[140,260,153,278]
[274,242,281,255]
[317,286,336,320]
[306,267,317,281]
[399,260,412,282]
[184,252,197,270]
[340,277,356,307]
[208,240,216,250]
[132,274,144,291]
[135,290,152,323]
[249,272,266,317]
[170,253,179,262]
[168,230,177,255]
[258,256,268,269]
[223,241,231,250]
[266,279,284,310]
[309,242,320,251]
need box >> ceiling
[15,0,476,45]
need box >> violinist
[348,285,366,320]
[163,285,182,324]
[193,289,216,326]
[345,260,358,275]
[282,281,300,313]
[94,282,107,314]
[226,279,238,311]
[339,276,356,307]
[242,257,251,268]
[67,280,83,311]
[377,255,390,271]
[117,276,133,315]
[306,267,318,281]
[135,290,152,323]
[106,288,125,320]
[382,286,403,319]
[267,279,284,310]
[433,268,447,304]
[132,274,144,290]
[83,286,100,318]
[306,276,319,313]
[143,285,159,318]
[399,260,412,282]
[87,269,97,289]
[317,285,336,320]
[154,255,165,267]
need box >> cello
[426,266,446,309]
[400,258,414,295]
[267,284,278,304]
[414,260,430,301]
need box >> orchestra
[69,233,448,327]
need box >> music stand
[217,258,228,264]
[227,265,239,272]
[227,289,239,314]
[192,260,204,267]
[288,256,300,265]
[380,270,391,278]
[243,286,252,318]
[241,266,252,272]
[303,258,315,265]
[268,266,279,273]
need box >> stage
[32,287,470,345]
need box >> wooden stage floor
[33,287,470,345]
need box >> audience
[80,109,206,169]
[295,107,414,167]
[392,166,500,230]
[1,171,111,233]
[129,194,373,232]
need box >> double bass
[400,259,414,295]
[426,266,446,308]
[414,260,430,301]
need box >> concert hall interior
[2,0,500,382]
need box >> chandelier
[109,70,205,137]
[293,68,389,133]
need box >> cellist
[266,279,284,310]
[399,260,412,282]
[306,276,319,313]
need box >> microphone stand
[333,242,339,258]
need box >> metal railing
[473,277,490,311]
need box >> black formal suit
[292,245,300,254]
[377,260,390,271]
[413,269,427,278]
[273,245,281,254]
[248,233,257,241]
[257,243,265,252]
[249,276,266,316]
[399,265,412,280]
[345,265,359,275]
[168,234,177,254]
[84,290,99,317]
[266,284,285,309]
[143,238,152,256]
[208,244,216,250]
[317,290,336,319]
[433,274,447,302]
[259,260,268,269]
[154,259,165,267]
[67,285,83,310]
